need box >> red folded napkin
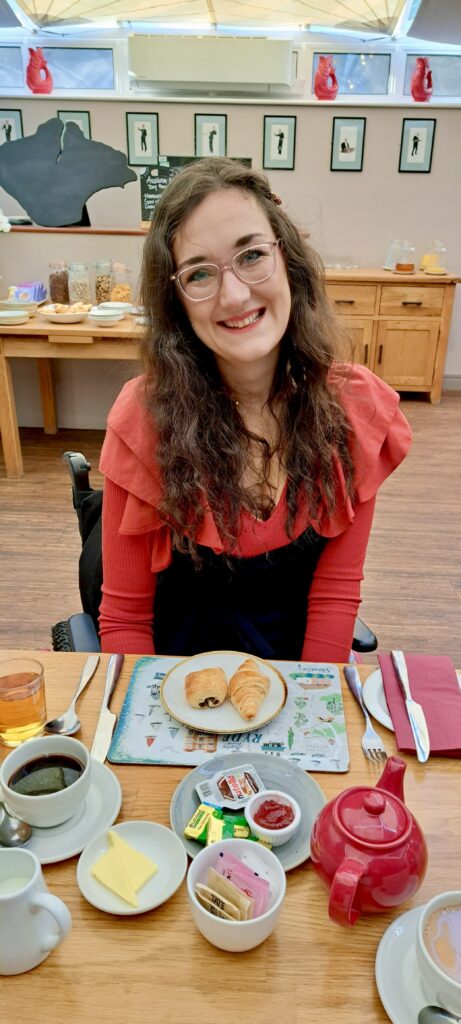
[378,653,461,757]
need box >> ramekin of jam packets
[244,790,302,847]
[194,763,265,810]
[187,838,286,951]
[184,802,271,848]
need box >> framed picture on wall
[399,118,436,173]
[195,114,227,157]
[126,112,159,166]
[330,117,366,171]
[0,109,23,145]
[263,116,296,170]
[58,110,91,139]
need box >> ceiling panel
[12,0,409,33]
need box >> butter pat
[91,848,138,907]
[91,832,158,907]
[108,831,158,888]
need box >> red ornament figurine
[26,48,53,95]
[314,55,338,100]
[411,57,433,102]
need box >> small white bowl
[99,301,133,315]
[244,790,301,847]
[186,837,286,952]
[89,313,124,327]
[0,310,31,325]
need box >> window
[312,52,391,95]
[41,48,114,90]
[0,47,22,89]
[404,54,461,97]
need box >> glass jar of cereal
[93,260,113,305]
[110,262,132,304]
[49,261,69,304]
[68,262,91,305]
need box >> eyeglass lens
[177,243,276,299]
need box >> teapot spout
[376,755,407,801]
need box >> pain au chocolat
[228,659,270,721]
[184,667,228,709]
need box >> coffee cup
[0,847,71,974]
[0,734,91,828]
[416,891,461,1016]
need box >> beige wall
[1,97,460,427]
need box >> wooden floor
[1,393,461,664]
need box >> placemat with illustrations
[108,657,349,772]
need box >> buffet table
[0,315,140,478]
[1,650,460,1024]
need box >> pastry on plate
[185,667,228,709]
[228,659,270,721]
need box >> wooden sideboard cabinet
[325,268,460,403]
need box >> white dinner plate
[77,821,187,915]
[363,668,461,732]
[160,650,287,735]
[37,309,89,324]
[169,750,326,871]
[23,761,122,865]
[375,906,427,1024]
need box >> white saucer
[24,761,122,865]
[375,906,428,1024]
[363,669,461,732]
[77,821,188,915]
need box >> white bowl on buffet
[0,309,30,325]
[88,308,124,327]
[0,299,37,316]
[37,305,89,324]
[99,301,133,316]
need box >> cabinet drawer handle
[335,299,355,304]
[364,343,369,364]
[402,300,423,306]
[378,344,383,364]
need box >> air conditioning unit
[128,35,294,94]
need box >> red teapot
[310,756,427,926]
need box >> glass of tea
[0,658,47,747]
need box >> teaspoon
[0,802,32,847]
[419,1007,461,1024]
[44,654,100,735]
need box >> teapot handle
[328,858,366,926]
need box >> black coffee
[8,754,84,796]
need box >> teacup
[187,837,286,952]
[0,734,91,828]
[0,847,71,974]
[416,891,461,1016]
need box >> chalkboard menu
[140,155,252,223]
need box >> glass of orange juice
[0,658,47,747]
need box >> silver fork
[343,665,388,763]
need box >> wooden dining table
[1,650,460,1024]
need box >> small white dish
[77,821,187,915]
[99,301,133,314]
[88,313,124,327]
[161,650,287,735]
[244,789,301,847]
[187,837,286,951]
[362,669,461,732]
[22,760,122,864]
[0,313,29,325]
[0,299,37,312]
[375,905,427,1024]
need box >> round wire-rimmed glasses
[171,239,281,301]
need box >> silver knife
[390,650,430,762]
[90,654,124,763]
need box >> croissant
[228,659,271,721]
[185,667,228,709]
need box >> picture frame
[330,117,366,172]
[263,115,296,170]
[399,118,436,173]
[0,109,23,145]
[57,110,91,139]
[194,114,227,157]
[126,112,159,167]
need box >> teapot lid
[335,787,411,846]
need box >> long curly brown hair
[140,157,354,554]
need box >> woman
[99,158,411,660]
